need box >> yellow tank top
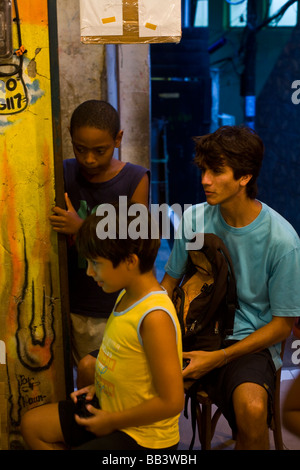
[95,289,182,449]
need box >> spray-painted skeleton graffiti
[0,0,66,448]
[16,228,56,373]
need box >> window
[194,0,209,27]
[228,0,248,27]
[268,0,298,27]
[228,0,298,28]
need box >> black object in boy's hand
[182,359,190,370]
[75,393,100,418]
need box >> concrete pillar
[117,44,150,169]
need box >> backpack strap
[184,380,200,450]
[217,246,239,336]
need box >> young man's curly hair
[194,125,265,199]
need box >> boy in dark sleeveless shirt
[50,100,149,373]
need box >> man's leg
[21,403,66,450]
[233,382,269,450]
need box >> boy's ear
[240,174,252,187]
[125,253,139,270]
[115,130,124,148]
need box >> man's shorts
[201,347,276,432]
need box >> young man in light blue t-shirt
[162,125,300,450]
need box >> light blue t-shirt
[165,202,300,369]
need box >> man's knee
[232,382,270,449]
[233,382,268,428]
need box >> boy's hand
[75,408,115,437]
[50,193,83,235]
[71,385,115,436]
[70,385,96,404]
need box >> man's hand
[182,349,225,380]
[50,192,83,235]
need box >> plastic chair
[184,342,285,450]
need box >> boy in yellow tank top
[21,202,184,450]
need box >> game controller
[74,393,100,418]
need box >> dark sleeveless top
[64,158,150,318]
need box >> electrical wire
[256,0,298,31]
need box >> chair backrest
[271,340,286,450]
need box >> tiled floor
[155,239,300,450]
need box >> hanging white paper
[80,0,123,36]
[138,0,181,37]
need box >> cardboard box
[80,0,181,44]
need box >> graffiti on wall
[0,0,66,447]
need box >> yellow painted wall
[0,0,66,449]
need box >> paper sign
[139,0,181,37]
[80,0,182,43]
[80,0,123,36]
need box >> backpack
[172,233,239,450]
[172,233,238,353]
